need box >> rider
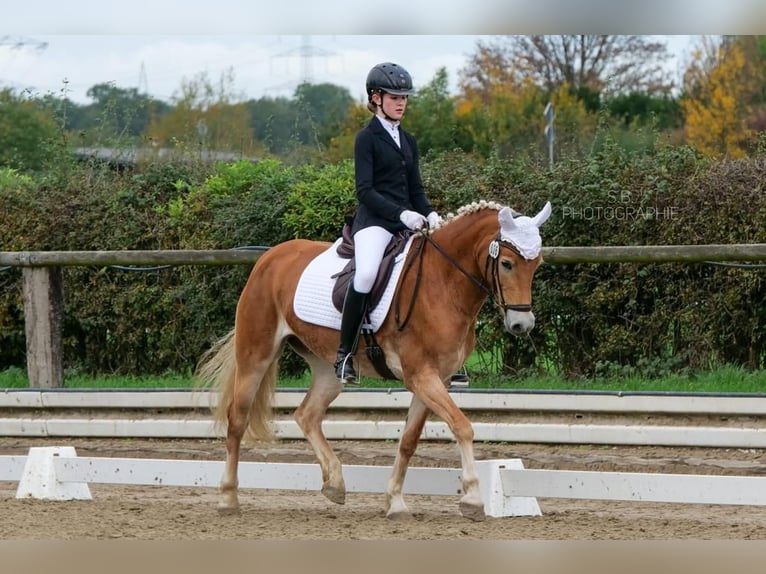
[334,62,441,384]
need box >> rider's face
[375,92,408,121]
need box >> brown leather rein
[394,230,533,331]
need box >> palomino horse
[196,200,552,521]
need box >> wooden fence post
[22,267,63,388]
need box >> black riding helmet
[366,62,415,101]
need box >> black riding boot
[334,285,368,384]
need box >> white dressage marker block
[476,459,542,517]
[15,446,92,501]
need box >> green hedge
[1,142,764,379]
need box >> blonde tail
[195,328,278,442]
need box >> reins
[393,230,531,331]
[393,233,429,330]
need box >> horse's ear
[498,207,517,231]
[532,201,552,227]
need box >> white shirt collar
[375,115,400,130]
[375,115,401,147]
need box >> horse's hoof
[217,504,241,516]
[321,484,346,505]
[459,501,486,522]
[385,509,413,521]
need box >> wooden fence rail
[3,244,766,267]
[2,244,766,388]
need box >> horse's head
[490,201,552,335]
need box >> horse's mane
[431,200,512,233]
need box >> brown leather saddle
[331,224,413,313]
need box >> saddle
[331,224,413,313]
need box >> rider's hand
[426,211,442,229]
[399,210,427,230]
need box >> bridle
[394,230,533,331]
[484,236,534,313]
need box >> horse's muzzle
[505,309,535,335]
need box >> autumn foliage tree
[404,67,473,155]
[147,69,260,156]
[456,76,547,156]
[457,43,547,156]
[465,36,673,98]
[323,101,368,164]
[681,36,764,158]
[456,35,673,158]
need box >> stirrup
[334,354,359,385]
[449,370,470,387]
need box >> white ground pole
[2,447,541,518]
[5,447,766,515]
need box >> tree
[323,101,368,164]
[463,36,673,100]
[290,82,354,149]
[681,36,763,158]
[0,89,58,171]
[246,83,354,158]
[64,83,170,145]
[404,67,472,156]
[606,92,681,130]
[247,96,296,154]
[457,43,558,157]
[456,75,548,157]
[147,70,258,155]
[455,36,676,158]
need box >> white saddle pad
[293,237,414,332]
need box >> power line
[0,35,48,53]
[0,36,48,94]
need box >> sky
[1,0,764,105]
[0,35,495,104]
[0,34,699,106]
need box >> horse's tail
[195,328,277,443]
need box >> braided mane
[430,200,512,232]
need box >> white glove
[399,210,426,230]
[426,211,442,229]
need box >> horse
[196,199,552,521]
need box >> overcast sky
[0,35,490,104]
[0,35,699,105]
[2,0,763,105]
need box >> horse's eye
[501,260,513,271]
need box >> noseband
[394,231,532,330]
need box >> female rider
[334,62,441,384]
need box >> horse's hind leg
[292,349,345,504]
[385,394,429,519]
[218,356,275,514]
[218,368,261,514]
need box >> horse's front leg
[412,376,486,522]
[386,394,429,519]
[293,361,345,504]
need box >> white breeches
[352,226,393,293]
